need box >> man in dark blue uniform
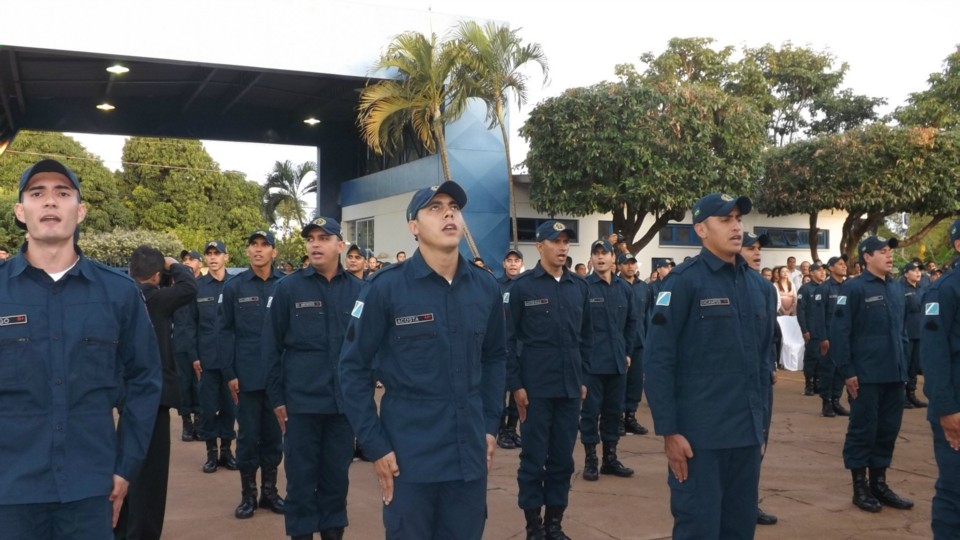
[617,252,650,436]
[339,182,506,540]
[901,262,928,409]
[919,219,960,537]
[507,220,591,540]
[497,248,524,450]
[580,240,637,482]
[0,159,161,539]
[220,230,286,519]
[264,217,362,540]
[644,193,771,539]
[831,236,913,513]
[797,263,825,396]
[188,240,238,473]
[174,249,203,442]
[813,256,851,418]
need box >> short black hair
[129,245,164,282]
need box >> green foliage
[0,189,22,252]
[896,45,960,129]
[78,229,183,267]
[263,160,316,230]
[274,233,306,270]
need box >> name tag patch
[295,301,322,309]
[524,298,549,307]
[700,297,730,307]
[589,297,604,303]
[656,292,671,306]
[865,295,884,303]
[396,313,434,326]
[239,296,260,304]
[0,314,27,326]
[197,296,215,303]
[926,302,940,316]
[351,301,364,318]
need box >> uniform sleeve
[830,282,858,380]
[622,282,637,356]
[151,263,198,317]
[578,284,593,376]
[338,281,394,462]
[182,296,200,362]
[811,284,827,341]
[506,281,524,392]
[480,282,507,436]
[920,284,960,417]
[796,285,810,334]
[115,284,163,482]
[643,275,690,436]
[218,282,238,382]
[263,282,290,409]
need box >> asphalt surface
[161,372,939,539]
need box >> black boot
[582,444,599,481]
[507,415,522,447]
[623,412,648,435]
[803,375,815,396]
[497,421,517,450]
[202,440,219,473]
[832,398,850,417]
[906,389,927,408]
[219,440,239,470]
[600,441,634,477]
[319,528,344,540]
[543,506,570,540]
[821,398,836,417]
[869,467,914,509]
[812,376,821,394]
[234,469,258,519]
[192,413,202,441]
[259,467,286,514]
[757,506,778,525]
[851,468,882,512]
[523,507,545,540]
[181,415,195,442]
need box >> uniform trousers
[236,390,283,473]
[842,382,905,469]
[802,341,819,382]
[383,478,486,540]
[668,445,761,540]
[283,413,353,536]
[931,420,960,539]
[114,408,170,540]
[517,397,579,509]
[580,373,627,444]
[174,352,200,417]
[198,368,237,441]
[906,340,922,392]
[623,347,644,413]
[0,496,112,540]
[818,351,844,401]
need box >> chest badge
[395,313,434,326]
[0,314,27,326]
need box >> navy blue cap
[742,232,769,248]
[591,239,613,253]
[902,262,920,273]
[180,249,202,260]
[18,159,82,201]
[536,220,576,242]
[858,236,898,258]
[301,216,342,238]
[406,181,468,222]
[809,262,823,272]
[204,240,227,254]
[248,229,276,247]
[345,243,364,255]
[616,253,638,265]
[504,249,523,260]
[654,258,676,270]
[692,193,752,224]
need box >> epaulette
[365,261,404,283]
[669,255,698,276]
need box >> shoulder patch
[926,302,940,316]
[836,295,847,306]
[266,296,273,309]
[814,294,822,301]
[502,292,510,304]
[351,301,364,318]
[656,291,671,306]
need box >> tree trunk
[434,121,481,259]
[496,103,519,250]
[807,212,820,262]
[620,208,686,254]
[898,214,950,248]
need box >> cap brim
[436,181,468,210]
[301,223,341,238]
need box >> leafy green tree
[521,76,767,252]
[262,160,316,234]
[896,45,960,129]
[0,189,22,252]
[455,20,548,250]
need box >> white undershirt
[46,258,79,282]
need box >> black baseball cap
[858,236,898,258]
[346,244,364,255]
[406,181,468,222]
[742,232,769,248]
[204,240,227,254]
[692,193,752,224]
[809,262,823,272]
[301,216,342,239]
[247,229,276,247]
[504,249,523,260]
[654,258,676,270]
[826,255,847,267]
[616,253,638,265]
[591,239,613,253]
[902,262,920,273]
[536,220,577,242]
[180,249,202,261]
[15,159,83,230]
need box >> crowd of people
[3,157,960,540]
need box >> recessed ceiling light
[303,117,321,125]
[106,65,129,75]
[96,103,116,111]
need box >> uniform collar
[586,272,617,285]
[241,267,285,281]
[863,270,892,284]
[302,263,347,281]
[407,249,473,282]
[532,261,575,282]
[698,247,747,272]
[11,242,93,281]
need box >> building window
[658,224,702,247]
[598,220,614,240]
[512,218,579,243]
[345,218,375,251]
[754,227,828,249]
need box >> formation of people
[1,157,959,540]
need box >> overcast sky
[70,0,960,194]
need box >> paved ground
[161,372,938,539]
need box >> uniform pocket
[0,336,29,389]
[81,334,119,387]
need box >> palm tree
[263,160,317,235]
[358,30,481,256]
[455,21,549,250]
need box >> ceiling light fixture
[96,102,116,111]
[106,65,129,75]
[303,117,321,125]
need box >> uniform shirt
[218,268,284,389]
[339,251,506,483]
[584,273,636,374]
[795,280,820,336]
[264,265,362,414]
[0,250,161,504]
[139,263,197,408]
[643,248,768,450]
[185,272,231,370]
[919,268,960,419]
[811,277,844,342]
[172,274,199,360]
[830,272,908,384]
[902,280,923,341]
[626,277,651,351]
[498,274,518,360]
[506,262,592,398]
